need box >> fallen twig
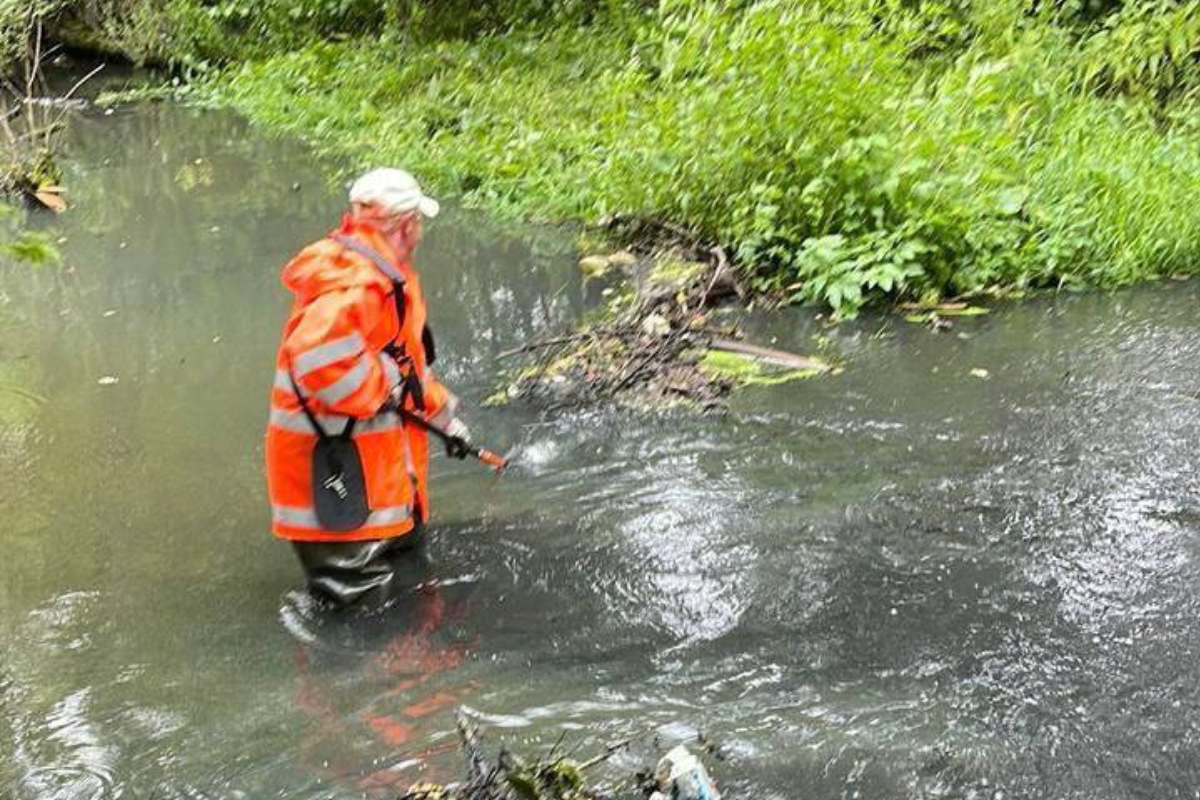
[576,739,632,772]
[496,333,594,360]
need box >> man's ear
[403,215,421,241]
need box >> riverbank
[22,1,1200,317]
[30,0,1200,403]
[109,1,1200,321]
[22,2,1200,321]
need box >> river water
[4,101,1200,800]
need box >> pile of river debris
[493,216,832,411]
[398,711,722,800]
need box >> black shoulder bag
[288,372,370,532]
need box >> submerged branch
[496,333,595,360]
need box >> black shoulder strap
[422,324,437,366]
[331,234,405,283]
[288,371,355,440]
[331,234,407,333]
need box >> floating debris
[397,710,636,800]
[32,184,66,212]
[898,301,990,317]
[97,376,119,385]
[649,746,721,800]
[902,302,990,332]
[496,221,829,410]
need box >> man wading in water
[265,168,471,607]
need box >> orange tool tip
[478,449,509,472]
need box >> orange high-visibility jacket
[265,215,458,542]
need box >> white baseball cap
[348,168,440,218]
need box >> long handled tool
[399,409,509,474]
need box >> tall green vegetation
[38,0,1200,315]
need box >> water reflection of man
[265,169,470,607]
[287,559,478,793]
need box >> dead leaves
[31,183,66,212]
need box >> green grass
[38,0,1200,316]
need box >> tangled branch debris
[397,711,631,800]
[494,217,831,410]
[0,13,99,210]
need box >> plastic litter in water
[650,745,720,800]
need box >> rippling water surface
[4,101,1200,800]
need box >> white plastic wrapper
[649,745,721,800]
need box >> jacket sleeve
[282,285,401,418]
[422,369,459,429]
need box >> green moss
[577,255,612,278]
[648,258,705,289]
[698,350,820,387]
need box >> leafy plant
[30,0,1200,316]
[1077,0,1200,103]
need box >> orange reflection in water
[291,582,479,795]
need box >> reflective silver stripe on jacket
[427,393,459,428]
[273,369,311,398]
[382,355,401,390]
[332,235,406,284]
[272,504,412,530]
[268,407,403,435]
[292,333,365,378]
[313,353,373,406]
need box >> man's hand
[445,417,471,443]
[443,417,472,459]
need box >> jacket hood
[281,215,395,301]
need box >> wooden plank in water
[709,338,831,372]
